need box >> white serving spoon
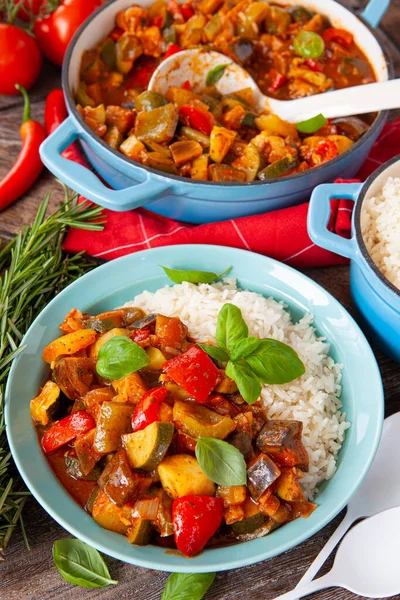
[293,412,400,595]
[271,505,400,600]
[149,49,400,122]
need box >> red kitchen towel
[64,117,400,267]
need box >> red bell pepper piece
[126,59,158,89]
[131,387,168,432]
[179,105,216,136]
[167,0,184,21]
[130,328,151,344]
[304,58,323,72]
[110,27,124,42]
[164,43,182,59]
[322,28,353,49]
[173,495,224,556]
[268,70,287,93]
[163,345,219,403]
[181,2,194,20]
[182,80,192,91]
[150,15,164,27]
[42,410,95,454]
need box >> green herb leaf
[216,303,248,353]
[195,437,247,486]
[197,343,229,363]
[160,265,232,284]
[225,360,261,405]
[96,336,150,380]
[161,572,216,600]
[296,113,328,134]
[52,539,117,588]
[245,339,305,384]
[229,337,261,362]
[206,64,228,86]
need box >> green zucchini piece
[127,518,153,545]
[122,421,174,471]
[233,519,276,542]
[100,38,116,68]
[231,512,265,535]
[94,402,134,453]
[64,455,101,481]
[85,486,101,515]
[135,90,168,112]
[258,155,299,180]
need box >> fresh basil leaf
[245,339,305,384]
[197,343,229,363]
[52,539,117,588]
[161,572,216,600]
[206,64,228,86]
[96,335,150,380]
[226,360,261,405]
[229,336,261,362]
[216,303,248,353]
[195,437,247,486]
[160,265,231,284]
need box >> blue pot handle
[360,0,390,28]
[40,117,172,212]
[308,182,363,262]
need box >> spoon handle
[279,79,400,122]
[269,572,336,600]
[293,510,355,593]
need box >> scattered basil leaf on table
[161,572,216,600]
[197,343,229,363]
[206,64,228,86]
[195,437,247,486]
[96,335,150,379]
[52,539,117,588]
[296,113,328,134]
[245,339,305,384]
[225,360,261,405]
[160,265,232,284]
[216,303,248,352]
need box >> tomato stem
[15,85,31,122]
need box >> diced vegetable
[155,314,187,353]
[203,13,222,42]
[134,104,178,143]
[153,488,174,536]
[209,126,237,163]
[112,371,148,404]
[100,37,116,67]
[209,164,247,182]
[288,5,313,23]
[92,490,128,534]
[165,87,197,107]
[258,488,280,517]
[120,134,147,161]
[247,453,281,500]
[42,410,95,454]
[226,429,253,458]
[53,357,95,400]
[86,486,101,515]
[122,421,174,471]
[257,420,309,470]
[172,495,224,556]
[267,6,291,36]
[158,454,215,498]
[191,154,209,180]
[94,402,134,453]
[90,327,130,358]
[255,114,298,138]
[323,27,353,49]
[116,32,143,74]
[275,468,304,502]
[233,519,276,542]
[59,308,85,334]
[180,126,210,146]
[74,428,102,476]
[30,381,60,426]
[327,134,354,154]
[64,454,101,481]
[42,329,97,363]
[173,399,236,439]
[331,116,369,140]
[179,105,216,137]
[105,107,135,135]
[127,518,153,545]
[135,90,168,112]
[232,143,263,182]
[98,449,137,506]
[131,387,168,431]
[289,500,317,519]
[216,485,247,507]
[293,31,325,59]
[231,496,264,535]
[132,496,160,520]
[145,152,177,174]
[103,126,123,149]
[144,347,167,371]
[258,155,299,180]
[163,345,219,403]
[170,140,203,167]
[296,113,328,134]
[82,387,115,421]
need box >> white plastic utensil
[294,412,400,594]
[149,49,400,122]
[271,505,400,600]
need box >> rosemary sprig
[0,189,105,557]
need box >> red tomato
[14,0,44,21]
[33,0,103,67]
[0,24,42,95]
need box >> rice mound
[126,279,349,499]
[361,176,400,290]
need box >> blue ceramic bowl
[38,0,391,223]
[308,155,400,363]
[6,245,383,572]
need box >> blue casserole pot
[308,154,400,363]
[40,0,390,224]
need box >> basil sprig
[161,265,231,284]
[195,437,247,486]
[200,303,305,404]
[206,64,228,86]
[96,336,150,380]
[161,572,216,600]
[53,539,117,588]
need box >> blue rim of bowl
[5,246,384,572]
[62,0,392,189]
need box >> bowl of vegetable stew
[39,0,391,223]
[5,245,384,572]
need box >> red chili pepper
[150,15,164,27]
[163,345,219,403]
[131,387,168,432]
[164,43,182,59]
[182,80,192,91]
[181,2,194,20]
[322,28,353,49]
[0,85,45,212]
[268,70,287,93]
[130,328,151,343]
[179,105,216,136]
[173,495,224,556]
[304,58,323,73]
[110,26,124,42]
[42,410,95,454]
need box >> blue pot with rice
[308,154,400,362]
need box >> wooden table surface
[1,2,400,599]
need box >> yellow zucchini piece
[90,327,130,358]
[120,134,147,161]
[173,399,236,439]
[275,468,304,502]
[191,154,209,181]
[42,329,97,363]
[232,143,263,182]
[127,518,152,545]
[122,421,174,471]
[255,114,299,139]
[327,134,354,154]
[144,347,167,372]
[170,140,203,167]
[134,104,178,144]
[217,485,247,507]
[92,490,128,534]
[165,86,198,107]
[210,126,237,163]
[112,372,148,403]
[30,381,60,426]
[165,382,191,400]
[158,454,215,498]
[94,402,134,453]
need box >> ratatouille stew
[31,305,316,556]
[75,0,376,182]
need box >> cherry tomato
[14,0,44,21]
[33,0,103,67]
[0,24,42,95]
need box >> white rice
[361,176,400,290]
[125,280,349,499]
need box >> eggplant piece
[331,116,369,140]
[121,306,146,326]
[74,428,103,475]
[247,453,281,500]
[86,309,126,333]
[173,400,236,440]
[30,381,60,426]
[53,357,96,400]
[64,454,102,481]
[122,421,174,471]
[153,489,174,537]
[103,126,123,150]
[226,429,252,458]
[98,449,137,506]
[131,312,157,330]
[94,402,134,453]
[257,420,302,448]
[288,5,313,23]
